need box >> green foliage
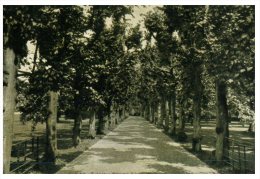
[125,24,142,50]
[140,5,254,123]
[13,5,140,123]
[7,5,254,127]
[13,6,91,123]
[3,6,42,58]
[205,5,255,114]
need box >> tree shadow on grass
[57,122,90,150]
[39,151,83,174]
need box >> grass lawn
[178,120,255,173]
[10,113,255,174]
[11,112,105,173]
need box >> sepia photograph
[1,1,257,176]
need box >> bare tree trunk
[97,117,106,134]
[164,99,170,132]
[108,105,115,129]
[177,96,188,142]
[112,111,116,127]
[141,104,145,117]
[97,108,107,135]
[87,109,96,139]
[115,109,119,125]
[168,98,172,128]
[157,102,162,127]
[154,103,159,125]
[125,107,129,118]
[151,102,155,123]
[158,96,166,129]
[122,106,126,119]
[145,103,150,121]
[148,101,153,122]
[72,110,82,147]
[179,98,186,132]
[45,91,58,163]
[119,107,123,122]
[143,105,146,119]
[215,80,229,163]
[192,67,202,152]
[170,91,176,135]
[3,34,17,173]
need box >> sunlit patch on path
[58,116,218,174]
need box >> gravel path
[57,116,217,174]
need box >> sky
[127,6,156,27]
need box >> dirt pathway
[57,116,217,174]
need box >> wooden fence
[223,137,255,173]
[10,136,44,173]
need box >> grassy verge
[171,120,255,174]
[11,113,120,174]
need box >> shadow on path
[58,116,217,174]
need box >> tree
[143,10,172,130]
[16,6,89,160]
[91,6,135,133]
[162,5,210,150]
[205,5,254,162]
[3,6,42,173]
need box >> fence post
[243,146,246,173]
[238,145,241,172]
[232,140,235,172]
[24,141,27,161]
[36,137,39,163]
[32,137,34,154]
[17,144,20,162]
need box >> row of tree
[3,5,141,173]
[3,5,254,173]
[137,5,254,162]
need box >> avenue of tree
[3,5,254,173]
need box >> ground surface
[57,116,217,174]
[12,113,254,174]
[183,120,255,173]
[11,113,104,173]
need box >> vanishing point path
[58,116,217,174]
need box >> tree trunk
[72,110,82,147]
[107,112,115,129]
[215,80,229,163]
[108,105,115,129]
[148,101,153,122]
[164,99,169,132]
[145,103,150,121]
[192,67,202,152]
[168,98,172,127]
[125,105,129,118]
[119,107,123,122]
[141,104,145,117]
[179,98,186,132]
[159,96,166,129]
[170,91,176,135]
[122,106,126,119]
[177,96,188,142]
[45,91,58,163]
[87,109,96,139]
[97,108,107,135]
[115,109,119,125]
[151,103,155,123]
[3,35,17,173]
[156,102,162,127]
[154,103,159,125]
[143,105,146,119]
